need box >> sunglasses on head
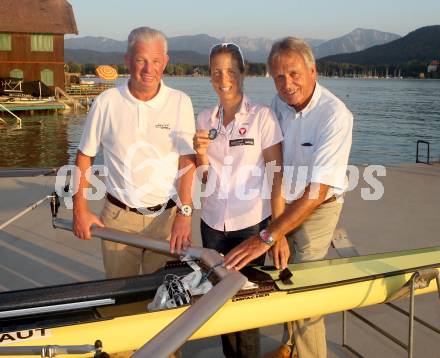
[209,42,245,68]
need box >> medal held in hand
[208,128,218,140]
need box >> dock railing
[416,140,431,164]
[0,102,22,128]
[54,87,86,111]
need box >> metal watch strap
[259,229,275,247]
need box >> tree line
[65,60,439,79]
[318,60,440,79]
[65,62,268,77]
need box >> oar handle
[53,219,232,279]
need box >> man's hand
[170,214,192,254]
[224,236,271,271]
[269,236,290,269]
[73,208,104,240]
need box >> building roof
[0,0,78,35]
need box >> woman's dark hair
[209,43,245,73]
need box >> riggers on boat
[0,219,439,357]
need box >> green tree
[66,61,82,73]
[174,64,184,76]
[116,64,129,74]
[82,63,96,75]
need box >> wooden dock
[55,82,116,111]
[0,82,116,114]
[0,100,65,113]
[65,82,115,97]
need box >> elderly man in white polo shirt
[73,26,196,279]
[225,37,353,358]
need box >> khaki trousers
[100,199,177,279]
[283,200,343,358]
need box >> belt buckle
[137,204,163,216]
[324,195,337,204]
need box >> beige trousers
[100,199,177,279]
[283,200,343,358]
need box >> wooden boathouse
[0,0,78,90]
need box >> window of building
[41,69,54,86]
[31,34,53,52]
[10,69,23,79]
[0,33,11,51]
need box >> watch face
[180,205,193,216]
[208,128,218,140]
[260,229,274,246]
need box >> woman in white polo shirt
[193,43,285,358]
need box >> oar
[0,193,58,231]
[53,219,247,358]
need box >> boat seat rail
[332,228,440,358]
[0,340,107,357]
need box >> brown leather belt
[322,195,337,204]
[106,193,175,214]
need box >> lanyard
[209,107,235,140]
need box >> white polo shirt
[271,83,353,203]
[78,81,195,208]
[197,95,283,231]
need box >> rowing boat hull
[1,247,439,356]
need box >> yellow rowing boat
[1,245,439,357]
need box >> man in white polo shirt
[73,26,196,279]
[225,37,353,358]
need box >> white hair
[268,37,315,72]
[127,26,168,54]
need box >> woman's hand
[193,130,212,157]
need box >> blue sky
[68,0,440,40]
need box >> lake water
[1,77,439,167]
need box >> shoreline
[76,73,440,80]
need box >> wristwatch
[259,229,275,247]
[177,204,193,217]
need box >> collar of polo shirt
[278,83,323,118]
[123,80,168,109]
[210,94,254,126]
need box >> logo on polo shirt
[155,123,170,130]
[238,127,247,136]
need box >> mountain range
[313,28,400,59]
[319,25,440,65]
[64,28,400,65]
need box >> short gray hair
[267,37,315,73]
[127,26,168,54]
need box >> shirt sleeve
[310,108,353,190]
[260,107,284,150]
[77,98,103,157]
[176,94,196,155]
